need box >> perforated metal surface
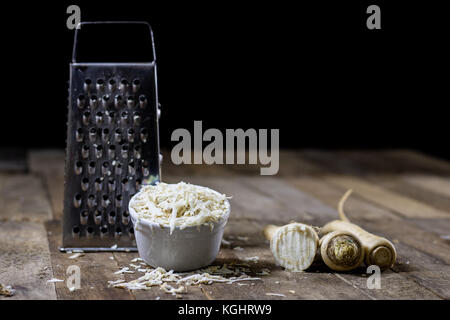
[62,22,161,251]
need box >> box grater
[61,21,162,251]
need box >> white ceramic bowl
[129,186,230,272]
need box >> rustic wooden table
[1,149,449,300]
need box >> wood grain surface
[1,149,449,300]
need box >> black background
[2,1,449,159]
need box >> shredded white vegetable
[130,182,230,233]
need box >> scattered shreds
[266,292,286,297]
[160,283,186,296]
[257,268,271,276]
[108,263,262,293]
[0,283,15,297]
[243,256,259,263]
[221,239,231,246]
[114,267,134,274]
[131,257,144,263]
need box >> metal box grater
[61,22,161,251]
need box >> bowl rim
[128,184,230,231]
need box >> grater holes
[81,177,89,191]
[121,111,129,125]
[108,178,116,192]
[142,161,149,176]
[72,226,81,238]
[94,177,102,192]
[101,194,110,208]
[87,194,96,208]
[74,161,83,175]
[129,227,135,239]
[119,79,129,91]
[100,225,108,238]
[115,227,122,240]
[132,79,140,92]
[108,144,116,158]
[82,144,90,159]
[121,145,129,159]
[133,145,141,159]
[108,79,116,91]
[122,211,130,225]
[82,111,91,125]
[127,128,135,142]
[133,111,141,126]
[108,211,116,224]
[88,161,96,175]
[86,226,94,238]
[102,161,110,175]
[140,128,148,142]
[128,160,136,175]
[121,178,129,191]
[77,94,86,109]
[127,96,135,108]
[74,193,82,208]
[108,111,115,124]
[80,210,88,225]
[89,128,97,142]
[115,162,123,175]
[84,78,92,92]
[136,178,142,190]
[90,95,98,108]
[115,195,123,208]
[76,128,84,142]
[96,78,105,91]
[102,128,109,142]
[114,94,123,108]
[102,94,110,107]
[94,210,102,225]
[139,95,147,108]
[95,111,103,125]
[95,145,103,158]
[114,128,122,142]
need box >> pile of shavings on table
[108,258,269,298]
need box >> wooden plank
[328,151,450,213]
[299,151,450,219]
[28,150,65,220]
[44,220,135,300]
[0,148,28,173]
[382,150,450,175]
[0,173,53,222]
[0,221,56,300]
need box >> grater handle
[72,21,156,63]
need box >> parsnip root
[319,230,364,271]
[321,189,397,269]
[264,223,319,272]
